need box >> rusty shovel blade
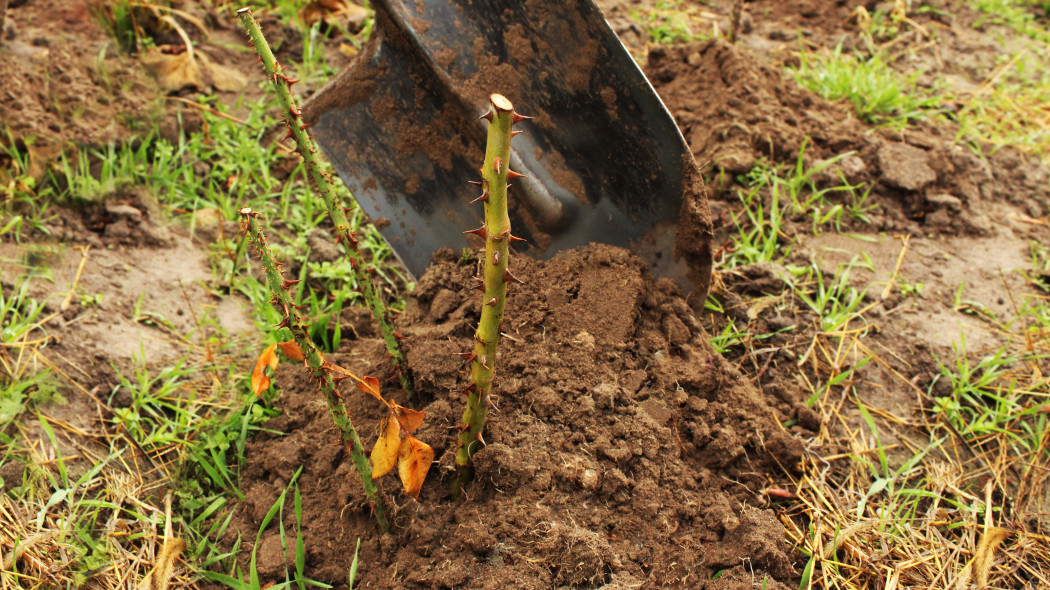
[302,0,711,299]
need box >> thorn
[507,170,525,179]
[498,320,504,332]
[508,234,527,243]
[476,431,486,446]
[394,332,404,340]
[281,74,300,88]
[484,297,497,307]
[480,109,494,122]
[503,269,523,284]
[493,158,502,175]
[454,351,476,361]
[469,277,485,292]
[299,121,312,131]
[492,251,500,265]
[511,130,524,137]
[495,228,511,240]
[469,191,489,204]
[282,278,301,290]
[464,225,487,239]
[460,382,477,395]
[281,127,294,142]
[288,105,301,118]
[512,112,534,124]
[468,180,483,187]
[479,355,490,370]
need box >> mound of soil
[226,244,810,589]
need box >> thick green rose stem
[452,94,528,497]
[239,208,389,533]
[237,8,415,403]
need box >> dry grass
[0,458,193,590]
[776,290,1050,589]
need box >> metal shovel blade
[302,0,711,296]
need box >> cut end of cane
[490,93,514,113]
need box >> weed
[1,134,56,242]
[970,0,1050,43]
[790,259,870,332]
[633,0,702,44]
[789,42,946,127]
[955,50,1050,160]
[723,181,788,268]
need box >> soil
[227,245,805,589]
[1,0,1049,588]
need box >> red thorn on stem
[493,158,502,175]
[495,228,511,240]
[454,351,476,361]
[484,297,497,307]
[508,234,527,243]
[512,112,534,124]
[464,225,487,239]
[480,110,494,122]
[507,170,525,179]
[470,277,485,292]
[461,382,477,395]
[470,191,489,204]
[480,355,490,370]
[492,251,500,265]
[288,105,301,118]
[498,320,504,332]
[503,269,523,284]
[511,130,524,138]
[394,332,404,340]
[281,74,300,87]
[476,431,486,445]
[281,127,294,142]
[468,180,483,187]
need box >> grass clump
[955,50,1050,160]
[789,43,946,127]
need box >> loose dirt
[227,244,806,589]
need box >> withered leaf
[357,375,385,403]
[397,436,434,499]
[278,340,305,362]
[392,404,425,434]
[250,344,279,396]
[370,416,401,479]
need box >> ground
[0,0,1048,589]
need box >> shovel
[301,0,712,302]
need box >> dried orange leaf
[370,417,401,479]
[278,340,305,362]
[250,344,279,396]
[357,375,384,403]
[397,436,434,499]
[392,405,425,434]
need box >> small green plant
[451,94,529,497]
[634,0,699,44]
